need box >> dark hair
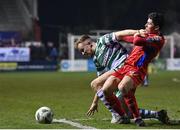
[74,35,91,49]
[148,12,164,29]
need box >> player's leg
[111,90,132,124]
[90,70,122,119]
[90,70,114,92]
[118,75,145,126]
[139,108,157,119]
[116,84,169,124]
[139,108,169,124]
[115,90,130,115]
[117,76,139,119]
[116,90,158,119]
[97,75,130,124]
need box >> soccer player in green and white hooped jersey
[94,33,127,76]
[75,30,169,124]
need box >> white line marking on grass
[53,118,180,129]
[53,118,97,129]
[74,117,158,121]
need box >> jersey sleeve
[133,35,163,46]
[99,33,118,46]
[121,36,134,43]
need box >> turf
[0,71,180,129]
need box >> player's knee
[118,84,129,95]
[102,85,114,97]
[90,79,101,92]
[103,76,119,96]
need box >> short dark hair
[74,35,91,49]
[148,12,164,29]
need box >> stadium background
[0,0,180,71]
[0,0,180,129]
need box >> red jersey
[121,33,165,73]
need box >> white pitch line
[53,118,97,129]
[74,117,158,121]
[53,118,180,128]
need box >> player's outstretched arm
[86,94,99,117]
[114,29,139,41]
[114,29,146,43]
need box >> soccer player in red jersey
[96,12,166,126]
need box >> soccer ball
[35,106,54,124]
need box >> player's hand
[86,103,98,117]
[134,29,147,37]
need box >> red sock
[124,91,140,119]
[106,94,125,116]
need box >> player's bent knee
[90,79,101,92]
[102,76,120,96]
[118,76,134,94]
[118,83,130,95]
[102,85,115,97]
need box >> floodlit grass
[0,71,180,129]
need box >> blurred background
[0,0,180,72]
[0,1,180,128]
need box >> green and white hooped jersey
[93,33,128,76]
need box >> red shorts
[112,65,146,87]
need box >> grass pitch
[0,71,180,129]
